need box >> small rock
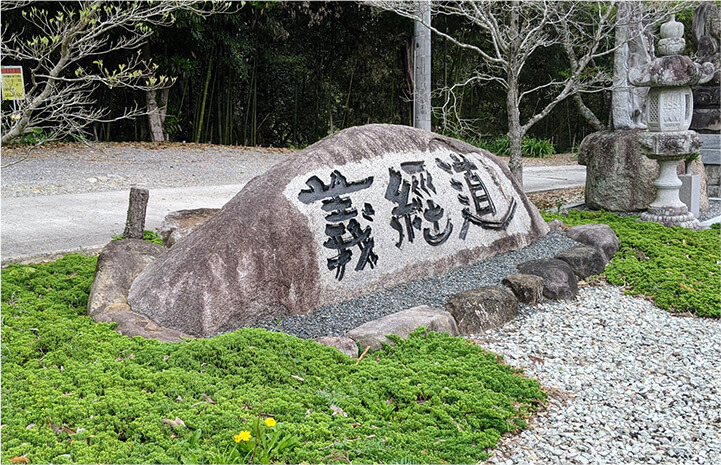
[95,306,192,343]
[159,208,220,248]
[501,274,545,305]
[87,239,165,318]
[555,245,607,279]
[162,417,186,428]
[346,305,458,351]
[314,336,359,358]
[565,224,619,263]
[445,286,519,334]
[517,258,578,300]
[548,219,569,233]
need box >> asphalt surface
[1,149,585,265]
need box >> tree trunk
[612,2,652,130]
[143,41,169,143]
[507,75,524,187]
[574,95,606,131]
[507,3,524,187]
[159,88,169,141]
[414,0,432,131]
[123,187,149,239]
[146,89,164,142]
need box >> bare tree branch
[372,0,679,186]
[1,0,233,145]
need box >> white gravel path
[470,285,721,465]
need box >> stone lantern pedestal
[638,131,701,228]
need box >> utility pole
[414,0,432,131]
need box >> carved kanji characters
[299,170,377,280]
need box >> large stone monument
[629,16,714,228]
[127,125,549,337]
[691,4,721,197]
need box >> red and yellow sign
[2,66,25,100]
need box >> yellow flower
[234,430,252,443]
[265,417,277,427]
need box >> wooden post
[123,187,149,239]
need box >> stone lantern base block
[638,208,701,230]
[639,130,701,156]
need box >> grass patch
[111,230,163,245]
[543,210,720,318]
[1,254,545,464]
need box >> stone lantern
[629,15,715,229]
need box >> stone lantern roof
[630,15,715,88]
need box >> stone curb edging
[331,221,620,356]
[86,220,619,356]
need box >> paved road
[1,165,586,265]
[523,165,586,194]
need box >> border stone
[314,336,359,358]
[346,305,458,351]
[87,239,165,318]
[555,245,607,279]
[445,286,519,334]
[501,274,545,305]
[548,219,569,233]
[517,258,579,300]
[565,224,620,263]
[94,303,191,343]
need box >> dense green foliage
[468,135,556,158]
[1,255,544,464]
[94,2,414,147]
[543,211,721,318]
[2,1,642,150]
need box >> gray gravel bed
[699,199,721,221]
[477,285,721,465]
[249,232,582,338]
[1,144,289,198]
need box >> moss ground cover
[111,230,163,245]
[544,210,720,318]
[1,254,545,464]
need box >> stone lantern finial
[658,14,686,56]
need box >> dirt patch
[3,141,295,158]
[495,152,578,167]
[527,187,585,211]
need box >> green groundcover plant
[543,210,721,318]
[111,230,164,245]
[1,254,545,464]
